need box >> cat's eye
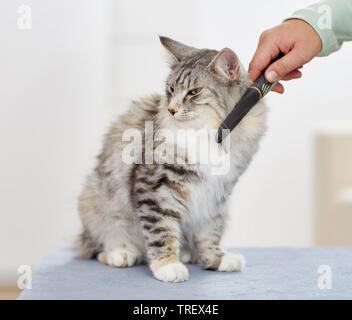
[168,86,174,94]
[188,88,202,96]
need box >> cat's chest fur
[180,141,245,228]
[179,118,264,230]
[185,172,234,225]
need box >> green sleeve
[285,0,352,56]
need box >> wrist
[283,18,322,55]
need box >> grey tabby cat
[77,36,267,282]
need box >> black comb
[216,53,283,143]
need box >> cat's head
[160,36,249,128]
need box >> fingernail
[266,70,278,82]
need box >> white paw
[218,252,245,272]
[153,262,189,283]
[97,249,138,268]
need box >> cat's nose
[168,108,176,116]
[168,104,180,116]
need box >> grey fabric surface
[19,247,351,300]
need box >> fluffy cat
[77,36,267,282]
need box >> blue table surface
[19,247,352,300]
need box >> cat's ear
[159,35,198,63]
[208,48,240,84]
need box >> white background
[0,0,351,285]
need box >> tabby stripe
[137,199,158,207]
[174,197,187,209]
[148,240,165,247]
[180,69,191,86]
[163,164,189,176]
[150,227,168,234]
[163,209,181,219]
[139,215,160,224]
[175,67,185,83]
[148,205,181,220]
[136,177,155,186]
[190,75,197,88]
[135,188,147,194]
[152,175,169,190]
[137,196,181,219]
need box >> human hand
[248,19,322,93]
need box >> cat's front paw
[218,252,245,272]
[97,249,139,268]
[153,262,189,283]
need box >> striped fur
[77,37,267,282]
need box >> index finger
[248,41,280,81]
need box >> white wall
[109,0,197,114]
[0,0,111,284]
[1,0,352,285]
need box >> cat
[77,36,267,282]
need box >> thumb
[265,49,304,82]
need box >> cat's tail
[75,229,101,259]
